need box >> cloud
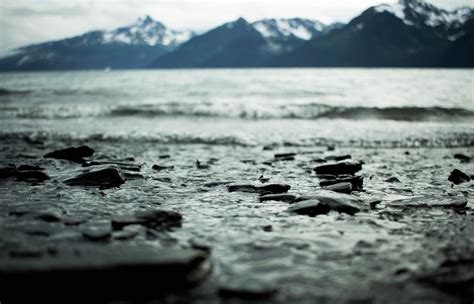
[0,0,472,55]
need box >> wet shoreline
[0,137,473,303]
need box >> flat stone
[63,165,125,188]
[112,210,182,230]
[320,175,363,190]
[152,164,174,171]
[83,161,141,172]
[385,176,401,183]
[288,191,360,216]
[0,246,211,300]
[44,145,94,163]
[325,154,351,161]
[228,184,291,194]
[322,182,352,194]
[453,153,471,163]
[386,195,467,209]
[448,169,470,185]
[314,161,362,175]
[259,194,297,202]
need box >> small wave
[1,102,473,121]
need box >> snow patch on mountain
[101,15,193,47]
[374,0,473,29]
[253,18,326,40]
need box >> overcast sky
[0,0,472,55]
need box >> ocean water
[0,68,473,147]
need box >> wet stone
[320,175,363,191]
[453,153,471,163]
[113,225,143,240]
[448,169,471,185]
[63,165,125,188]
[288,191,360,216]
[0,246,211,300]
[385,176,401,183]
[34,210,62,222]
[81,220,112,241]
[314,161,363,176]
[325,154,351,161]
[44,145,94,163]
[152,164,174,171]
[228,184,291,194]
[83,161,141,172]
[386,195,467,209]
[112,210,183,230]
[259,194,297,203]
[322,182,352,194]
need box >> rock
[320,175,363,191]
[262,225,273,232]
[0,246,211,300]
[81,220,112,241]
[288,191,360,216]
[218,282,278,300]
[44,145,94,163]
[448,169,470,185]
[152,164,174,171]
[83,161,141,172]
[159,154,171,159]
[325,154,351,161]
[385,176,401,183]
[258,175,270,183]
[34,210,62,222]
[260,184,291,194]
[228,184,259,193]
[112,209,182,230]
[386,195,467,209]
[228,184,291,194]
[453,153,471,163]
[259,194,297,203]
[16,170,49,182]
[314,161,362,176]
[0,166,49,182]
[63,165,125,188]
[322,182,352,194]
[274,152,296,158]
[312,158,327,163]
[113,225,143,240]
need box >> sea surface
[1,68,473,147]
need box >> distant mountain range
[0,0,472,70]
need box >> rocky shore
[0,136,473,303]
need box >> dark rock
[288,191,360,216]
[312,157,327,163]
[274,152,296,158]
[322,182,352,194]
[63,165,125,188]
[453,153,471,163]
[385,176,401,183]
[0,246,211,300]
[259,184,291,194]
[159,154,171,159]
[368,199,383,209]
[34,211,62,222]
[44,145,94,163]
[218,282,278,300]
[84,161,141,172]
[325,154,351,161]
[112,209,182,230]
[123,172,144,179]
[17,165,43,171]
[448,169,470,185]
[16,170,49,182]
[0,167,19,179]
[327,144,335,151]
[273,155,295,161]
[262,225,273,232]
[320,175,363,191]
[228,184,259,193]
[228,183,290,194]
[258,175,270,183]
[314,161,362,175]
[152,164,174,171]
[259,194,296,203]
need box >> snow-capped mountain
[374,0,473,36]
[252,18,327,41]
[100,15,193,48]
[0,15,194,70]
